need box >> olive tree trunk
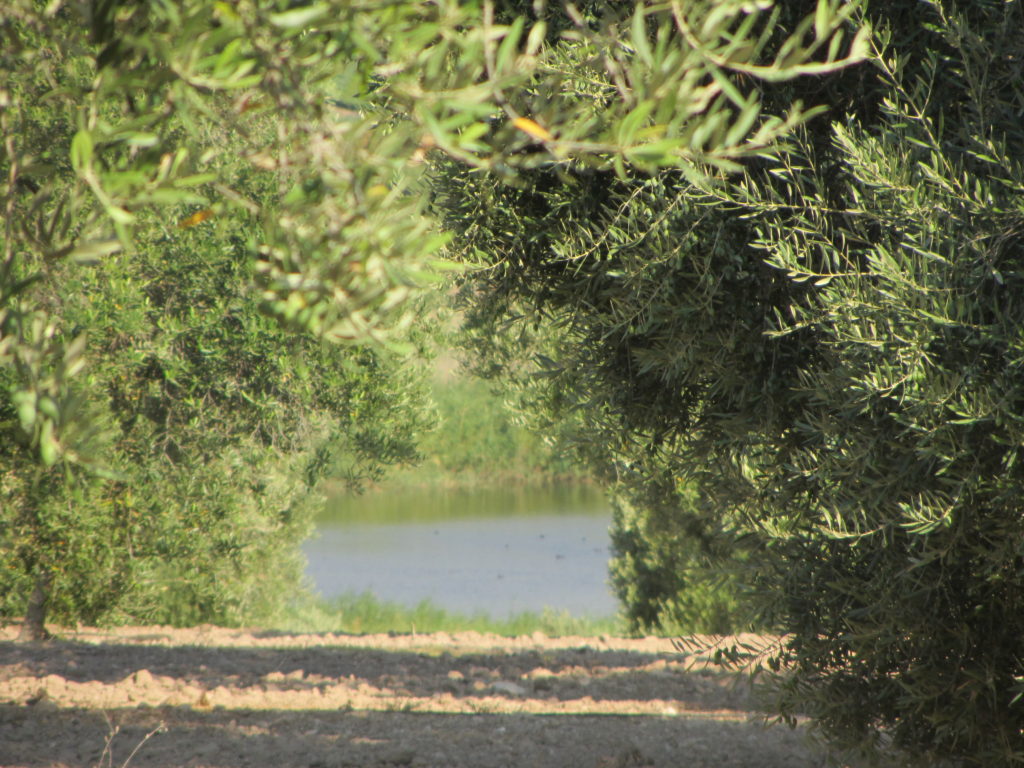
[17,569,52,642]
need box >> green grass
[374,373,588,490]
[278,590,627,637]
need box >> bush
[0,4,433,630]
[609,493,748,635]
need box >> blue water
[303,486,617,616]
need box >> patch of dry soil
[0,625,826,768]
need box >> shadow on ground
[0,634,827,768]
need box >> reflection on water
[303,484,617,617]
[316,483,607,525]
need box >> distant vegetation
[278,591,623,639]
[354,361,589,491]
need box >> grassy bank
[362,370,588,492]
[279,591,625,637]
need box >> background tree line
[4,0,1023,765]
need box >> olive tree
[434,1,1024,765]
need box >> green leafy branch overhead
[7,0,869,329]
[1,0,868,473]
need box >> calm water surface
[303,484,617,617]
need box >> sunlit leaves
[1,315,91,468]
[267,3,329,30]
[68,130,93,175]
[0,0,443,633]
[513,117,553,142]
[3,0,871,361]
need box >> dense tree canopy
[435,1,1024,765]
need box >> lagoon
[303,484,617,617]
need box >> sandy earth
[0,624,830,768]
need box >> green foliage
[437,164,764,635]
[609,494,748,636]
[435,1,1024,765]
[0,1,434,630]
[279,590,622,638]
[2,0,866,637]
[386,370,586,487]
[0,197,434,626]
[427,375,547,475]
[734,5,1024,764]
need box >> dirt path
[0,624,826,768]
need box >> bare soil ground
[0,624,828,768]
